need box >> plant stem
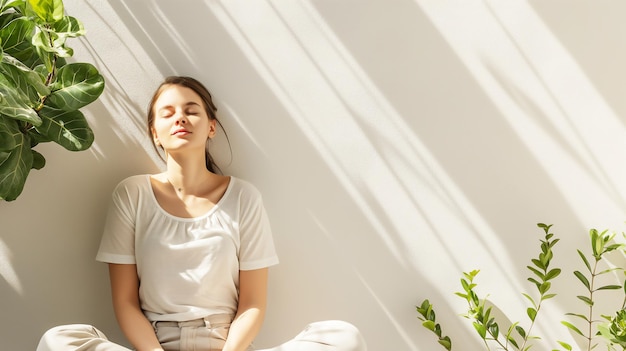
[587,259,599,351]
[520,306,540,351]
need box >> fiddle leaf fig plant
[0,0,104,201]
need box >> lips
[171,128,190,135]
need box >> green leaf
[0,75,41,125]
[0,53,49,102]
[576,295,593,306]
[531,258,545,270]
[561,321,584,337]
[53,16,84,38]
[527,307,537,321]
[545,268,561,280]
[0,130,32,201]
[0,17,35,51]
[46,62,104,110]
[557,341,573,351]
[35,106,93,151]
[546,234,561,248]
[0,114,19,150]
[577,250,591,273]
[527,277,541,287]
[417,300,430,315]
[0,0,25,13]
[590,229,599,256]
[30,147,44,169]
[30,27,55,56]
[28,126,50,145]
[598,267,622,275]
[27,0,63,23]
[539,281,551,294]
[605,243,623,253]
[454,292,467,299]
[5,40,40,68]
[473,322,487,339]
[421,320,436,331]
[573,271,590,290]
[527,265,544,280]
[541,293,557,301]
[438,336,452,351]
[508,335,519,349]
[596,285,621,291]
[31,27,54,71]
[564,312,591,322]
[522,293,537,309]
[460,278,470,293]
[489,322,499,339]
[516,325,527,338]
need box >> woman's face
[151,84,216,155]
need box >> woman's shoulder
[110,174,152,199]
[114,174,150,189]
[227,176,264,203]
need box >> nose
[174,112,187,124]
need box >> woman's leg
[36,324,131,351]
[258,320,367,351]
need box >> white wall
[2,1,626,350]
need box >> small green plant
[417,299,452,350]
[0,0,105,201]
[417,224,626,351]
[599,309,626,350]
[559,229,625,351]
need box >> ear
[151,127,160,146]
[208,119,217,139]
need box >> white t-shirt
[96,175,279,322]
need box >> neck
[165,153,212,195]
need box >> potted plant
[0,0,105,201]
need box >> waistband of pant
[153,313,234,328]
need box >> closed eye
[158,107,174,118]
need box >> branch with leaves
[0,0,105,201]
[559,229,625,351]
[417,224,626,351]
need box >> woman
[37,76,367,351]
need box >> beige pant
[36,315,367,351]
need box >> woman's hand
[222,268,269,351]
[109,263,163,351]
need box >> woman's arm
[109,263,163,351]
[223,268,269,351]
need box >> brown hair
[147,76,226,173]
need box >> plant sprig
[417,223,561,351]
[417,299,452,351]
[417,224,626,351]
[558,229,625,351]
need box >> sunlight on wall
[207,0,527,336]
[417,1,626,229]
[76,1,165,166]
[38,1,624,350]
[414,0,626,345]
[0,239,23,295]
[309,212,418,348]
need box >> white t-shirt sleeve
[237,183,279,271]
[96,178,138,264]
